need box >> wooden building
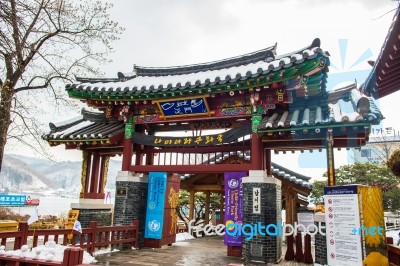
[44,38,383,262]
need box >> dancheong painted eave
[66,38,330,102]
[257,82,383,133]
[362,4,400,99]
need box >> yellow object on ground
[0,220,18,231]
[362,251,389,266]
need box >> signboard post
[65,210,79,242]
[324,185,388,266]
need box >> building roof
[43,109,124,144]
[258,82,383,132]
[362,4,400,99]
[66,38,329,101]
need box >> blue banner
[224,172,245,246]
[0,194,26,206]
[145,172,167,239]
[324,185,358,195]
[159,98,208,117]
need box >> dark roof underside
[362,4,400,99]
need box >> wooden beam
[220,193,225,224]
[142,145,250,154]
[90,153,100,194]
[193,185,223,192]
[130,164,254,174]
[284,191,292,225]
[189,189,195,221]
[122,138,133,171]
[251,132,262,170]
[205,192,210,224]
[265,149,271,175]
[326,131,336,186]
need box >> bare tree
[0,0,123,171]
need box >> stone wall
[113,171,148,247]
[75,209,113,228]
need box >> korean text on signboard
[253,188,261,214]
[0,194,26,206]
[157,97,208,117]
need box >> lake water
[8,196,114,217]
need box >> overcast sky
[6,0,400,180]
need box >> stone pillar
[242,170,282,263]
[70,199,113,228]
[314,213,327,265]
[113,171,148,247]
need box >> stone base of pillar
[113,171,148,247]
[242,170,282,263]
[71,199,113,228]
[227,246,242,257]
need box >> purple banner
[224,172,245,246]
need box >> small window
[361,149,371,158]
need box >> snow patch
[176,232,195,242]
[2,241,96,264]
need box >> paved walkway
[93,236,313,266]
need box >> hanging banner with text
[145,172,167,240]
[224,172,245,246]
[132,125,251,147]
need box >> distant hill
[0,154,121,194]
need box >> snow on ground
[0,234,194,264]
[387,230,400,245]
[176,232,195,242]
[0,241,97,264]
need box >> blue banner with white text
[144,172,167,239]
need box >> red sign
[25,199,40,205]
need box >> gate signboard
[0,194,26,206]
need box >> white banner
[252,187,261,214]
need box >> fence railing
[0,247,90,266]
[387,237,400,266]
[0,220,139,255]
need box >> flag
[73,220,82,234]
[27,208,39,225]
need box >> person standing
[398,231,400,246]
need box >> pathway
[93,236,314,266]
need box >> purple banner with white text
[224,172,245,246]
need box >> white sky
[5,0,400,180]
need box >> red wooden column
[80,150,92,198]
[97,155,109,197]
[251,132,263,170]
[79,152,109,199]
[265,148,271,174]
[122,119,134,171]
[89,152,100,195]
